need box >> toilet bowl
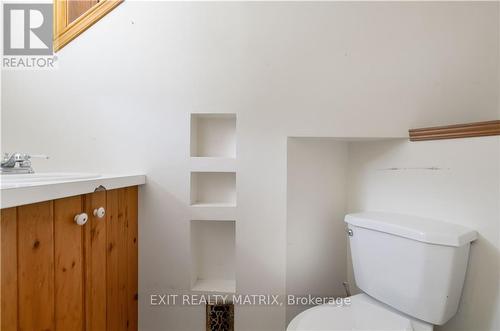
[287,212,477,331]
[287,293,433,331]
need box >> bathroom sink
[0,173,101,189]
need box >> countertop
[1,173,146,208]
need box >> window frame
[53,0,123,52]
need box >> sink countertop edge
[0,174,146,209]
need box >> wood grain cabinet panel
[0,186,138,331]
[17,201,55,331]
[106,188,138,331]
[84,190,107,331]
[126,187,139,331]
[1,208,18,331]
[54,196,84,331]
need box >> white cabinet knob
[74,213,88,226]
[93,207,106,218]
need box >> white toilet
[287,211,478,331]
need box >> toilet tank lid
[345,212,477,247]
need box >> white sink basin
[1,173,101,189]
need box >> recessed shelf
[190,172,236,206]
[191,279,236,293]
[190,205,236,222]
[190,157,237,173]
[191,203,236,208]
[190,114,236,158]
[190,220,236,293]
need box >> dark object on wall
[206,303,234,331]
[409,120,500,141]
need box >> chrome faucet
[1,153,49,174]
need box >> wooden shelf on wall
[409,120,500,141]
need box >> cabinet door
[106,187,138,331]
[17,201,55,331]
[1,208,18,331]
[54,196,85,331]
[0,186,138,331]
[2,198,86,331]
[84,191,107,331]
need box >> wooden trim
[53,0,123,52]
[409,120,500,141]
[53,0,67,39]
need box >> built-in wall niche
[190,220,236,293]
[190,172,236,207]
[190,114,236,158]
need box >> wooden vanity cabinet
[0,186,138,331]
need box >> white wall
[2,2,499,330]
[286,138,349,324]
[347,137,500,331]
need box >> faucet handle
[3,153,29,161]
[1,153,48,169]
[29,154,49,160]
[1,153,47,174]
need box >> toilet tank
[345,212,477,325]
